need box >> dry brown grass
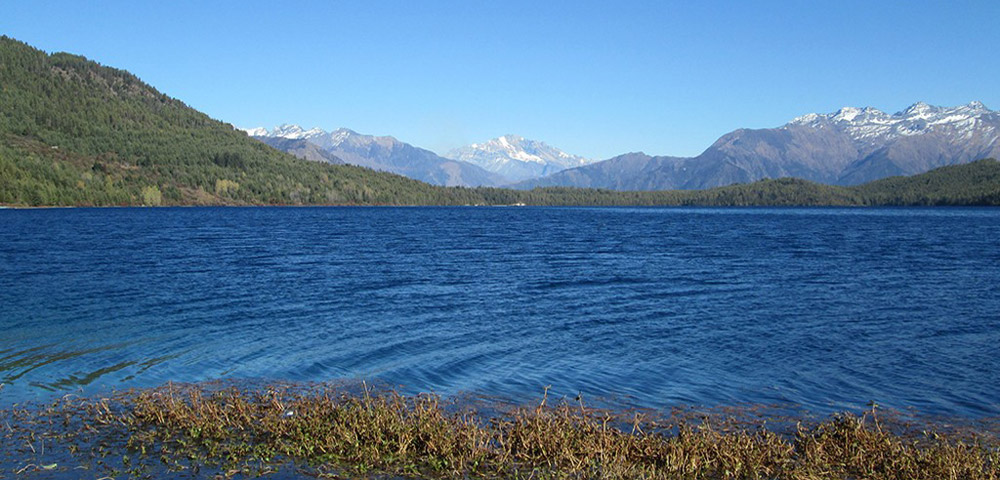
[3,383,998,479]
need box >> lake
[1,207,998,418]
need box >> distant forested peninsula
[1,36,998,208]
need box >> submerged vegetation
[2,36,1000,208]
[2,383,998,479]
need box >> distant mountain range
[245,127,591,187]
[249,102,998,191]
[253,136,345,165]
[445,135,592,183]
[244,125,507,187]
[518,101,1000,190]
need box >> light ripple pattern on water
[0,206,998,417]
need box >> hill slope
[854,158,1000,206]
[0,36,489,206]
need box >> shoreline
[2,203,998,210]
[3,382,998,479]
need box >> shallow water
[1,206,998,417]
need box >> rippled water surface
[2,207,998,417]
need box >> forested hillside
[854,159,1000,206]
[0,36,490,206]
[1,36,997,208]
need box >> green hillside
[0,36,489,206]
[1,36,998,208]
[854,159,1000,206]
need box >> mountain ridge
[518,101,1000,190]
[244,125,507,187]
[445,134,592,183]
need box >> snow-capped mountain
[241,126,269,137]
[446,135,592,183]
[243,124,332,142]
[242,125,402,152]
[788,101,995,146]
[242,125,507,187]
[261,124,327,140]
[517,101,1000,190]
[780,101,999,184]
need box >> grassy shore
[2,383,998,479]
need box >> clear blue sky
[3,1,998,159]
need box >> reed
[2,383,998,479]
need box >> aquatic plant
[2,383,998,479]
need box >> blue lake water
[1,207,998,418]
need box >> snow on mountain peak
[241,127,269,137]
[248,125,407,152]
[253,124,326,140]
[968,100,987,109]
[833,107,864,122]
[959,101,989,115]
[901,101,940,119]
[787,101,995,143]
[790,113,822,125]
[329,128,356,144]
[446,135,592,183]
[271,124,304,136]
